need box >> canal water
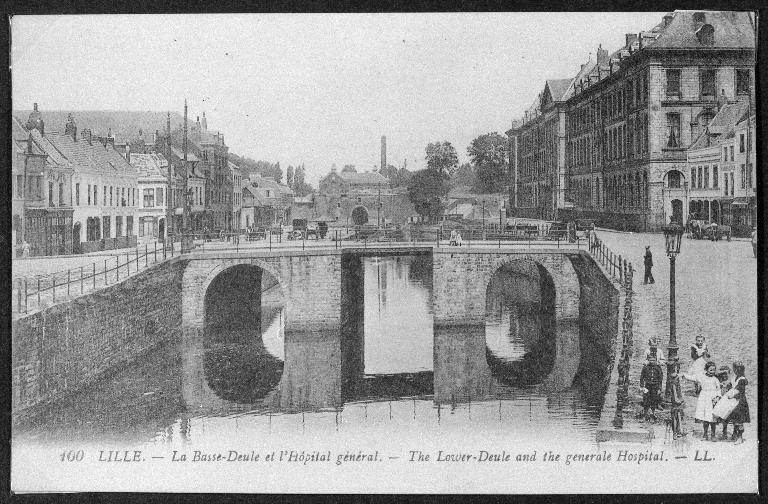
[14,255,607,446]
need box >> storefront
[24,207,73,256]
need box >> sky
[12,12,665,185]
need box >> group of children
[639,335,750,443]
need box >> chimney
[596,44,609,65]
[625,33,638,49]
[64,113,77,140]
[381,136,387,172]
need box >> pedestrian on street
[687,335,710,394]
[716,366,732,439]
[682,361,722,441]
[644,337,665,363]
[729,361,750,444]
[665,359,686,439]
[643,245,655,284]
[640,354,664,422]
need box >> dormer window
[696,24,714,46]
[692,12,706,23]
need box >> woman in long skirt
[728,361,750,444]
[682,361,721,441]
[687,335,710,394]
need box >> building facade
[507,11,756,231]
[229,161,244,231]
[130,152,182,242]
[12,109,75,257]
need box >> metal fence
[13,241,177,317]
[587,231,634,284]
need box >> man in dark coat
[644,245,655,284]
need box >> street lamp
[661,223,684,367]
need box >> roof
[546,79,573,102]
[689,101,749,150]
[339,170,388,185]
[170,146,200,162]
[13,110,185,145]
[249,175,294,195]
[646,11,755,50]
[130,153,172,179]
[44,132,136,177]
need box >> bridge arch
[484,256,580,391]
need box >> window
[730,146,734,161]
[121,187,125,206]
[703,166,709,188]
[157,187,164,206]
[668,170,681,188]
[49,182,54,207]
[697,167,703,188]
[666,113,681,148]
[739,134,745,153]
[102,216,111,239]
[741,164,746,189]
[700,69,716,99]
[724,173,729,195]
[126,216,134,236]
[16,175,23,197]
[103,186,107,206]
[723,147,728,161]
[691,168,696,188]
[74,183,80,206]
[59,183,64,206]
[88,184,91,205]
[143,188,155,207]
[116,216,123,237]
[713,166,718,188]
[747,164,753,189]
[110,186,113,206]
[666,69,681,96]
[736,69,751,95]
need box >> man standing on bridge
[644,246,655,285]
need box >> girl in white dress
[682,361,721,441]
[687,335,710,393]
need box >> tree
[379,164,399,184]
[451,162,476,190]
[425,141,458,177]
[341,164,357,173]
[407,168,448,223]
[467,132,508,193]
[286,165,294,188]
[274,162,282,184]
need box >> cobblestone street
[597,229,758,445]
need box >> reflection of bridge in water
[181,246,619,416]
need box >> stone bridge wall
[12,258,187,422]
[181,250,343,334]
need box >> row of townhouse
[507,10,756,232]
[683,101,756,234]
[12,108,140,256]
[12,106,256,255]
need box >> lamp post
[661,224,684,368]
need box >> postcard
[10,11,758,494]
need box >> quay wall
[12,258,187,422]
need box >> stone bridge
[181,246,618,393]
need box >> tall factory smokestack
[381,136,387,172]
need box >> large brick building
[507,11,756,230]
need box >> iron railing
[13,241,178,317]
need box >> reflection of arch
[484,257,580,392]
[351,206,369,226]
[201,265,286,404]
[484,261,556,386]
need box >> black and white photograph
[9,10,759,494]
